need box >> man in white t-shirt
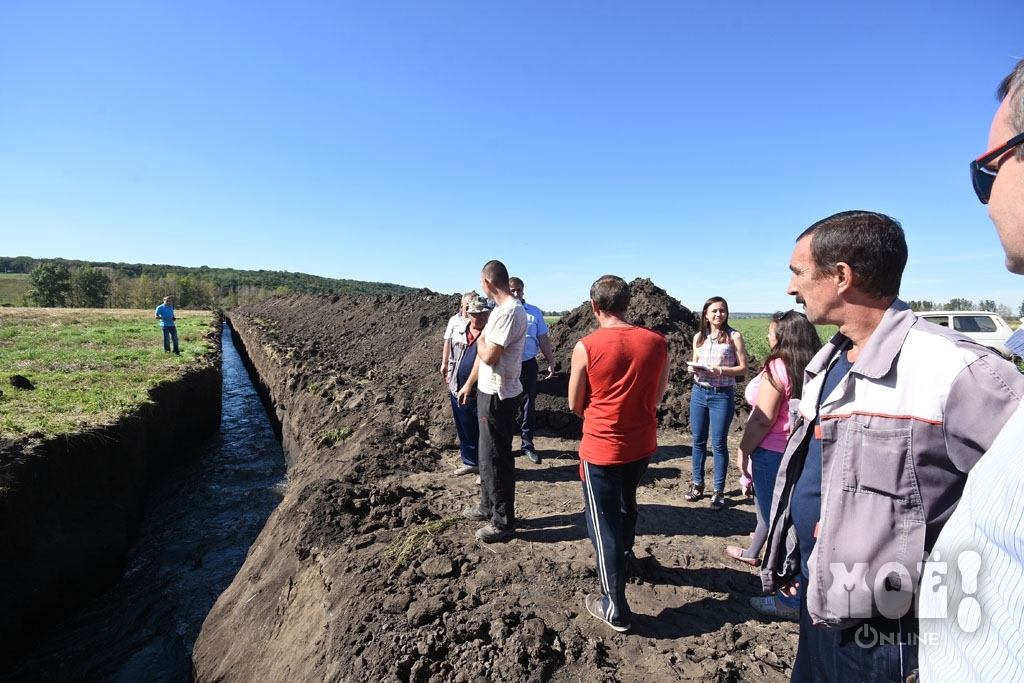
[457,260,527,543]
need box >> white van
[915,311,1015,359]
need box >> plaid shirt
[695,331,738,389]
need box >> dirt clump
[192,282,794,683]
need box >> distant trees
[30,264,112,307]
[8,255,415,310]
[0,256,33,273]
[907,299,1017,317]
[29,263,72,306]
[946,298,974,311]
[69,267,112,308]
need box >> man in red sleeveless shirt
[568,275,669,632]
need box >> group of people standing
[439,261,554,543]
[437,56,1024,683]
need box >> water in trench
[2,324,286,683]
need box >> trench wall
[0,319,224,662]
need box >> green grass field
[0,309,218,439]
[730,317,837,361]
[0,273,31,307]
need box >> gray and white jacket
[761,299,1024,629]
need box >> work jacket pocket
[839,422,921,509]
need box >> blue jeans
[581,457,651,626]
[750,446,783,525]
[449,392,479,466]
[750,445,799,608]
[162,326,179,353]
[689,384,734,491]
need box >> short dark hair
[508,277,524,290]
[997,57,1024,160]
[482,260,510,289]
[590,275,629,315]
[798,210,907,300]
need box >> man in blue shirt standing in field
[155,295,179,354]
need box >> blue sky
[1,1,1022,314]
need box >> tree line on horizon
[906,298,1020,319]
[3,256,1021,318]
[1,256,414,309]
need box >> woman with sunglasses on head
[728,310,821,619]
[686,296,748,511]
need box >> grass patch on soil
[384,516,459,571]
[0,308,218,439]
[730,317,838,361]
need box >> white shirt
[918,401,1024,681]
[476,298,527,400]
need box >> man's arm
[568,340,589,418]
[945,355,1024,470]
[456,355,481,406]
[656,350,670,404]
[476,329,506,366]
[440,338,452,378]
[538,333,555,378]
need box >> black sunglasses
[772,310,794,321]
[971,131,1024,204]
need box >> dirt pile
[192,285,795,683]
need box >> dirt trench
[192,283,796,683]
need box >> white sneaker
[453,464,479,476]
[749,595,800,621]
[584,594,630,633]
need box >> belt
[695,383,733,394]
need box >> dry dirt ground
[192,281,798,683]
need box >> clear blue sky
[1,1,1022,314]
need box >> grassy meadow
[0,273,31,307]
[0,309,218,439]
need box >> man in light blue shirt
[509,277,555,464]
[155,295,179,354]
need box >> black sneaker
[524,448,541,465]
[462,506,488,522]
[584,594,630,633]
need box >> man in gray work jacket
[760,210,1024,683]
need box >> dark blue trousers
[581,457,651,625]
[518,357,539,450]
[449,392,479,466]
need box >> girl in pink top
[727,311,821,567]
